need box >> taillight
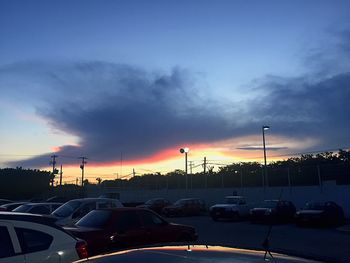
[75,240,88,259]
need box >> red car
[65,208,198,256]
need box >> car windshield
[145,199,157,205]
[174,200,185,206]
[226,198,240,205]
[52,200,81,218]
[305,203,326,210]
[13,204,31,212]
[76,210,112,228]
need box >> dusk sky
[1,0,350,183]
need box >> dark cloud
[3,29,350,169]
[2,61,238,167]
[247,72,350,149]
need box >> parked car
[137,198,171,214]
[0,199,13,206]
[51,198,123,226]
[98,192,120,200]
[162,198,205,217]
[249,200,296,223]
[65,208,198,256]
[209,196,250,221]
[0,212,88,262]
[0,202,29,212]
[295,201,344,227]
[46,196,70,203]
[73,244,317,263]
[13,202,63,215]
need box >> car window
[76,210,112,228]
[15,228,53,254]
[30,205,50,214]
[52,204,62,211]
[145,199,155,205]
[52,200,81,218]
[139,210,165,226]
[13,205,31,213]
[74,202,96,219]
[116,211,141,231]
[0,226,15,258]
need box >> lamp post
[180,147,189,192]
[262,125,270,188]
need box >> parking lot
[169,216,350,263]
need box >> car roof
[98,207,148,212]
[225,196,245,199]
[0,211,58,225]
[0,202,28,207]
[19,202,63,206]
[67,198,120,202]
[177,198,201,201]
[0,199,12,202]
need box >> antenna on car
[262,189,283,262]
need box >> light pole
[262,125,270,188]
[180,147,189,192]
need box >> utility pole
[133,168,136,177]
[203,157,207,188]
[189,161,194,174]
[189,161,194,189]
[203,157,207,173]
[79,157,88,187]
[50,155,58,187]
[120,152,123,178]
[59,165,63,186]
[76,177,78,186]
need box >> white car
[209,196,250,221]
[0,212,88,263]
[51,198,123,226]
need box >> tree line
[101,149,350,190]
[1,150,349,200]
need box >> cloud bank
[1,30,350,168]
[1,61,239,167]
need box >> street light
[180,147,189,192]
[262,125,270,188]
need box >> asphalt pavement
[168,216,350,263]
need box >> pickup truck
[209,196,250,221]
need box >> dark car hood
[75,245,315,263]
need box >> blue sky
[0,0,350,177]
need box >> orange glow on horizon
[46,134,319,184]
